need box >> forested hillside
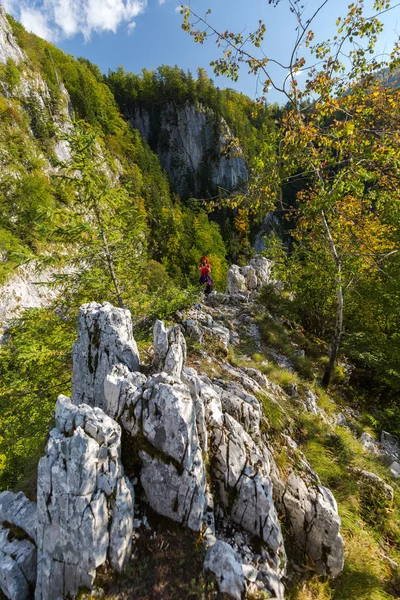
[0,7,242,491]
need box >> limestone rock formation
[131,103,248,198]
[0,6,25,65]
[275,471,344,577]
[226,255,273,296]
[0,492,37,543]
[204,540,245,600]
[72,302,140,412]
[0,492,37,600]
[0,527,36,600]
[0,259,347,599]
[35,395,134,600]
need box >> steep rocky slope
[0,258,399,599]
[0,258,347,600]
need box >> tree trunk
[320,210,343,388]
[322,273,343,387]
[93,202,124,309]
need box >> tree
[181,0,400,386]
[46,122,147,309]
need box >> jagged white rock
[277,472,344,577]
[0,492,37,543]
[72,302,140,412]
[142,381,198,469]
[0,528,36,600]
[204,540,245,600]
[226,256,273,295]
[0,6,26,65]
[140,449,206,531]
[35,395,134,600]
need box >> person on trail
[199,255,213,296]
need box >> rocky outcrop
[0,6,25,65]
[0,492,37,600]
[131,103,248,197]
[0,264,60,327]
[226,255,273,296]
[275,472,344,577]
[35,395,134,600]
[0,282,346,599]
[0,527,36,600]
[204,541,245,600]
[72,302,140,412]
[0,492,37,542]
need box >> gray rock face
[204,540,245,600]
[35,395,134,600]
[226,256,273,295]
[0,527,36,600]
[0,264,59,326]
[143,381,198,468]
[278,472,344,577]
[0,492,37,543]
[131,103,248,198]
[153,321,186,379]
[210,414,285,563]
[181,308,231,351]
[140,448,206,531]
[0,6,26,65]
[381,431,400,462]
[359,431,381,455]
[303,389,320,415]
[72,302,140,412]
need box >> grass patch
[262,363,300,388]
[258,392,291,432]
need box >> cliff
[131,102,248,198]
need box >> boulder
[381,431,400,461]
[0,527,36,600]
[359,431,381,455]
[0,492,37,543]
[72,302,139,412]
[153,321,186,380]
[389,461,400,478]
[303,389,320,415]
[35,396,134,600]
[204,540,245,600]
[209,413,286,578]
[356,469,394,517]
[140,449,206,531]
[226,265,247,295]
[249,255,273,285]
[226,256,273,295]
[335,412,347,427]
[142,381,198,470]
[277,472,344,577]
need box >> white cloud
[5,0,147,42]
[174,4,182,13]
[20,7,57,41]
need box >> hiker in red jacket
[199,255,213,296]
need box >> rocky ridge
[0,257,347,600]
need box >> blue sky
[3,0,400,103]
